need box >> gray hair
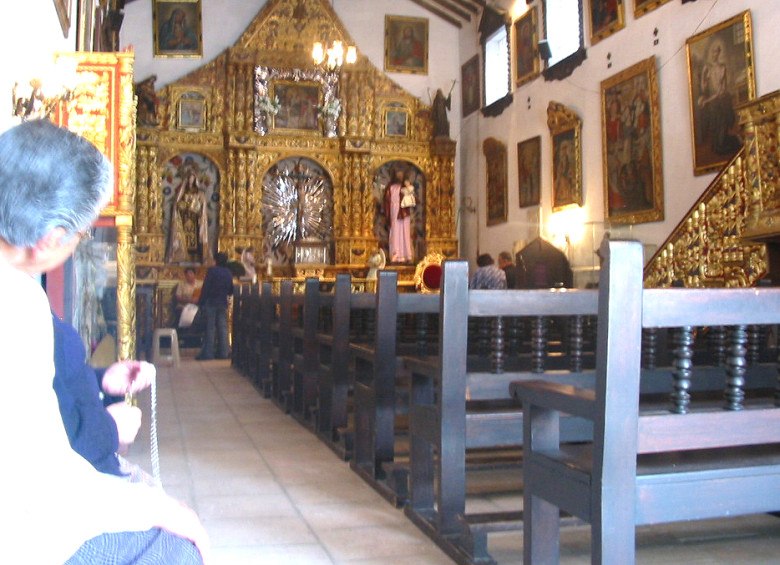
[0,120,112,247]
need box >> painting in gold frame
[54,0,72,38]
[514,7,539,88]
[153,0,203,58]
[271,81,321,133]
[686,10,755,176]
[176,92,206,131]
[384,109,409,137]
[589,0,625,45]
[548,102,582,212]
[634,0,672,19]
[461,55,480,117]
[483,138,508,226]
[384,15,428,75]
[518,136,541,208]
[601,56,664,224]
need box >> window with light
[544,0,582,67]
[483,25,510,107]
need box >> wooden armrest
[403,355,440,378]
[510,380,596,420]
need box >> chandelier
[312,40,357,71]
[12,58,81,121]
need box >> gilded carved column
[360,154,372,238]
[237,149,248,235]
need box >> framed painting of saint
[547,102,582,212]
[483,137,508,226]
[518,136,541,208]
[461,55,480,117]
[589,0,625,45]
[601,56,664,224]
[514,8,539,87]
[385,15,428,74]
[272,81,320,132]
[686,10,755,175]
[153,0,203,58]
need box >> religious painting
[153,0,203,58]
[601,56,664,224]
[483,138,508,226]
[385,109,409,137]
[272,81,320,132]
[686,10,755,175]
[514,8,539,88]
[385,15,428,74]
[548,102,582,212]
[176,92,206,131]
[54,0,73,38]
[461,55,480,117]
[634,0,672,19]
[517,136,541,208]
[589,0,625,45]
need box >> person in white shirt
[0,120,208,564]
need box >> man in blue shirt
[197,252,234,360]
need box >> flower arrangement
[317,97,341,119]
[256,94,281,115]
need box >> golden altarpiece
[133,0,457,327]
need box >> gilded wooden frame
[686,10,755,176]
[483,137,508,226]
[548,102,582,212]
[589,0,625,45]
[634,0,672,19]
[514,7,540,88]
[153,0,203,58]
[271,80,322,133]
[601,56,664,224]
[518,135,541,208]
[176,92,207,131]
[384,15,428,75]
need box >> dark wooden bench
[404,260,598,564]
[514,239,780,565]
[314,274,376,457]
[349,270,440,504]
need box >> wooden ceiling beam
[428,0,472,21]
[408,0,463,28]
[448,0,480,14]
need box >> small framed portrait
[601,56,664,224]
[686,10,755,175]
[272,81,321,132]
[176,91,206,131]
[517,136,541,208]
[153,0,203,58]
[514,7,539,88]
[589,0,625,45]
[385,109,409,137]
[633,0,672,19]
[548,102,582,212]
[461,55,480,117]
[385,15,428,74]
[483,137,508,226]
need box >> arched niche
[161,152,221,264]
[261,156,335,271]
[373,160,426,264]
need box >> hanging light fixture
[312,40,357,70]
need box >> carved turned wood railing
[644,90,780,288]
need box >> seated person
[470,253,507,289]
[175,267,202,328]
[53,315,154,476]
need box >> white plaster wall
[461,0,780,283]
[0,0,76,133]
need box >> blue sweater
[52,316,122,476]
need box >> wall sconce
[12,58,80,121]
[312,40,357,71]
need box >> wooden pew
[404,261,597,563]
[349,270,440,504]
[314,274,377,457]
[290,278,323,426]
[514,239,780,565]
[268,280,305,411]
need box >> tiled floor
[128,353,780,564]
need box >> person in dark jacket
[498,250,522,289]
[197,252,234,360]
[53,315,154,476]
